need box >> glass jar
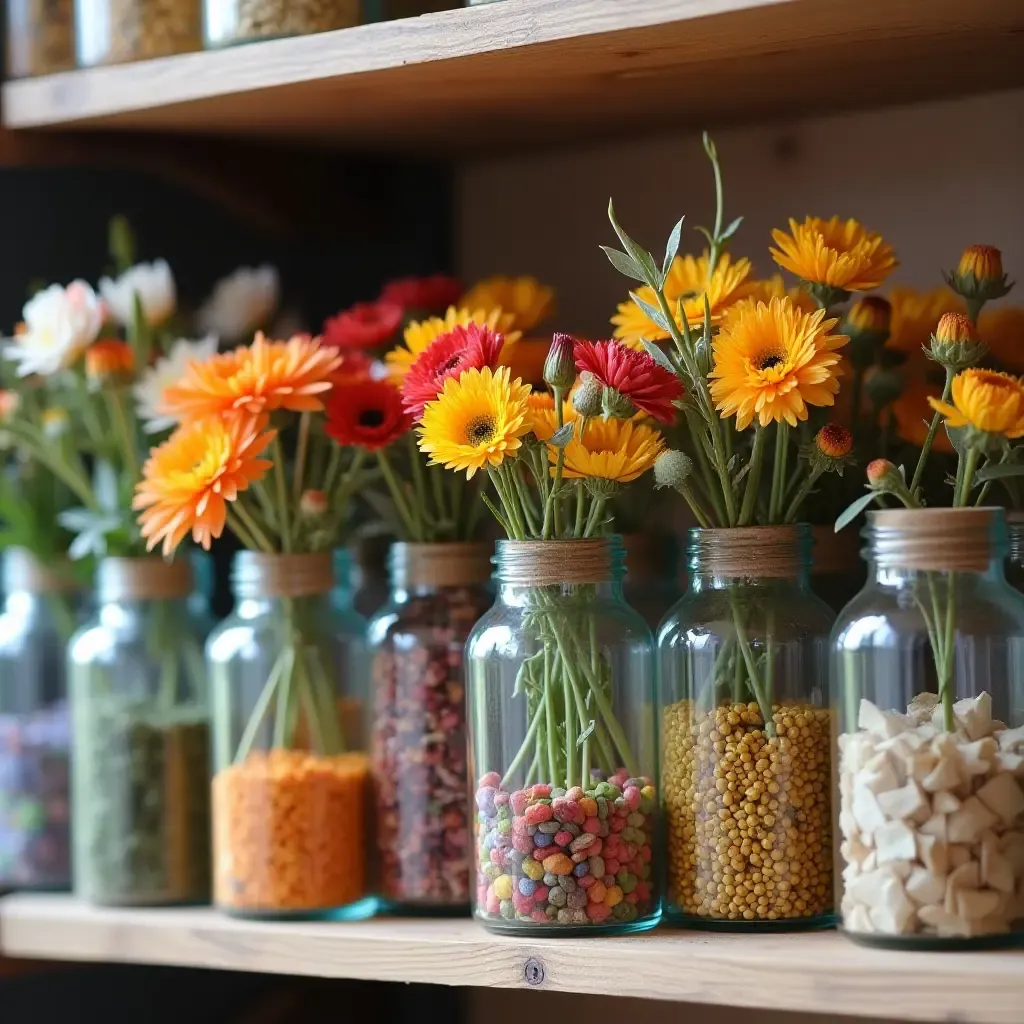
[832,507,1024,948]
[1005,511,1024,594]
[811,525,864,612]
[188,548,218,628]
[69,557,210,906]
[204,0,358,48]
[208,552,372,919]
[658,525,835,930]
[0,551,79,890]
[7,0,75,77]
[76,0,201,66]
[363,0,453,19]
[369,542,492,913]
[466,537,659,936]
[621,532,681,631]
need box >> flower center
[358,408,386,428]
[437,354,463,376]
[755,351,785,371]
[466,416,496,445]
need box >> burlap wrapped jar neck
[495,538,617,586]
[390,542,493,589]
[3,548,80,594]
[690,525,805,580]
[809,524,860,577]
[98,557,193,603]
[869,507,1001,573]
[232,552,334,600]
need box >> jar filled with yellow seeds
[7,0,75,77]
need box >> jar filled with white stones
[832,507,1024,948]
[204,0,358,47]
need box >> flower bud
[935,312,975,346]
[944,244,1013,311]
[0,390,20,422]
[866,459,901,489]
[85,339,135,387]
[601,385,637,420]
[816,423,853,459]
[543,332,577,391]
[571,371,603,418]
[653,449,694,493]
[41,407,69,439]
[300,489,328,518]
[846,296,891,338]
[927,311,987,371]
[958,245,1004,286]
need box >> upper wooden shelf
[3,0,1023,152]
[3,894,1024,1022]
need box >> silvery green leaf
[577,720,596,746]
[607,199,659,287]
[662,217,684,279]
[94,459,119,511]
[631,292,672,332]
[600,246,645,283]
[549,423,575,448]
[642,339,678,376]
[945,424,969,456]
[835,492,877,532]
[975,462,1024,482]
[720,215,744,241]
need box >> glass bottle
[7,0,75,77]
[659,525,835,930]
[466,537,659,936]
[68,557,210,905]
[208,552,372,919]
[810,524,864,612]
[75,0,201,66]
[832,507,1024,948]
[1005,510,1024,594]
[369,541,492,913]
[204,0,358,48]
[0,551,79,890]
[621,532,681,631]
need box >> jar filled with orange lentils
[206,552,373,919]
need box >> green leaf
[662,217,684,280]
[549,423,574,448]
[975,462,1024,482]
[599,246,645,283]
[607,199,659,287]
[720,215,744,241]
[834,491,877,532]
[577,719,596,746]
[630,292,672,333]
[642,339,679,377]
[945,423,969,456]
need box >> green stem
[955,446,981,507]
[729,596,776,736]
[234,648,289,762]
[583,496,606,537]
[271,436,292,552]
[231,499,276,553]
[292,412,312,503]
[783,467,824,524]
[377,448,421,540]
[910,366,954,497]
[106,389,138,484]
[500,698,546,788]
[739,424,767,526]
[767,422,789,523]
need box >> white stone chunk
[956,888,1003,921]
[839,808,859,840]
[877,780,929,822]
[976,772,1024,825]
[908,692,940,723]
[922,752,963,793]
[919,813,948,840]
[906,866,946,906]
[866,875,917,935]
[945,861,981,916]
[841,836,871,865]
[875,820,918,864]
[852,784,888,836]
[845,904,873,934]
[960,738,998,777]
[953,693,995,741]
[981,832,1016,894]
[993,752,1024,776]
[997,725,1024,751]
[918,834,949,876]
[918,903,967,937]
[862,752,901,794]
[947,796,999,844]
[908,751,939,785]
[1001,833,1024,875]
[948,844,973,869]
[862,850,877,873]
[860,699,911,738]
[932,791,961,814]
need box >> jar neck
[493,537,624,604]
[3,548,79,598]
[388,541,492,593]
[98,556,192,604]
[686,525,811,591]
[231,551,333,600]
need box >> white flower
[198,265,279,342]
[5,281,104,377]
[132,334,218,433]
[99,259,176,327]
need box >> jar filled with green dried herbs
[69,557,210,906]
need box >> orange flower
[133,413,276,556]
[957,245,1004,286]
[816,423,853,458]
[85,339,135,383]
[161,332,341,423]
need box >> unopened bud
[927,311,987,371]
[601,385,636,420]
[300,489,328,518]
[543,332,577,391]
[571,371,603,418]
[866,459,897,487]
[944,244,1013,314]
[653,450,694,493]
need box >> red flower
[401,323,505,421]
[325,379,411,452]
[574,338,683,425]
[379,275,462,315]
[330,349,374,387]
[322,301,403,349]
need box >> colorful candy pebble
[530,784,552,799]
[573,862,589,877]
[479,771,501,788]
[532,848,548,861]
[518,877,537,897]
[640,844,652,863]
[534,885,549,903]
[611,816,625,833]
[554,830,573,847]
[542,853,573,875]
[571,852,588,864]
[500,899,515,919]
[586,902,612,923]
[640,784,655,802]
[510,790,530,815]
[513,891,534,914]
[578,874,595,889]
[548,886,567,907]
[583,816,601,835]
[624,786,642,811]
[589,881,607,903]
[567,889,588,910]
[556,908,573,925]
[543,872,559,886]
[494,791,510,807]
[476,786,497,813]
[531,909,549,923]
[587,838,603,857]
[605,857,621,875]
[533,831,553,847]
[635,881,650,902]
[493,874,514,901]
[525,803,553,825]
[489,848,504,867]
[625,892,639,905]
[497,818,512,835]
[588,855,605,878]
[486,887,501,914]
[579,796,598,817]
[522,858,544,881]
[604,885,624,907]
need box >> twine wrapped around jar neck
[390,542,493,589]
[688,525,809,580]
[98,557,192,603]
[232,552,334,600]
[868,507,1002,573]
[810,525,860,577]
[3,548,79,595]
[495,538,622,586]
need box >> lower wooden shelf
[1,894,1023,1021]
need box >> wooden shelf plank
[3,895,1024,1021]
[3,0,1024,152]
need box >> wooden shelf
[3,895,1024,1021]
[3,0,1024,152]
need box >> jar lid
[98,557,192,603]
[390,542,493,588]
[3,549,79,595]
[868,507,1002,571]
[494,538,621,586]
[232,551,334,599]
[688,525,808,579]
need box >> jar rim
[98,556,192,603]
[494,536,623,585]
[687,524,810,579]
[866,506,1004,571]
[3,548,79,595]
[232,551,333,599]
[390,541,493,588]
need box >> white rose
[5,280,105,377]
[132,334,219,433]
[198,265,279,343]
[99,259,176,327]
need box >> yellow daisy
[710,296,848,430]
[528,398,576,440]
[386,306,521,380]
[721,274,817,328]
[611,252,753,349]
[460,276,555,333]
[418,365,532,478]
[770,216,897,292]
[557,417,663,483]
[928,368,1024,438]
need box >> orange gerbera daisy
[770,216,897,292]
[133,413,275,556]
[161,332,341,423]
[928,368,1024,439]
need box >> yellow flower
[934,311,977,346]
[958,245,1004,285]
[459,277,554,333]
[557,417,664,483]
[527,395,575,439]
[886,286,964,355]
[770,216,897,292]
[709,296,848,430]
[721,274,817,329]
[846,296,892,337]
[928,368,1024,439]
[386,306,521,380]
[611,252,753,348]
[979,305,1024,372]
[418,365,532,478]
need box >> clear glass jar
[659,525,835,930]
[76,0,201,66]
[0,551,80,890]
[1005,511,1024,594]
[69,557,210,906]
[7,0,75,77]
[621,533,681,631]
[369,542,492,913]
[811,525,864,612]
[208,552,372,919]
[204,0,358,48]
[188,548,219,628]
[466,537,659,936]
[832,507,1024,948]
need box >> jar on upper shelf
[658,525,835,930]
[0,550,81,891]
[6,0,75,77]
[831,508,1024,948]
[368,541,492,913]
[76,0,202,65]
[68,556,211,906]
[466,537,660,936]
[203,0,358,48]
